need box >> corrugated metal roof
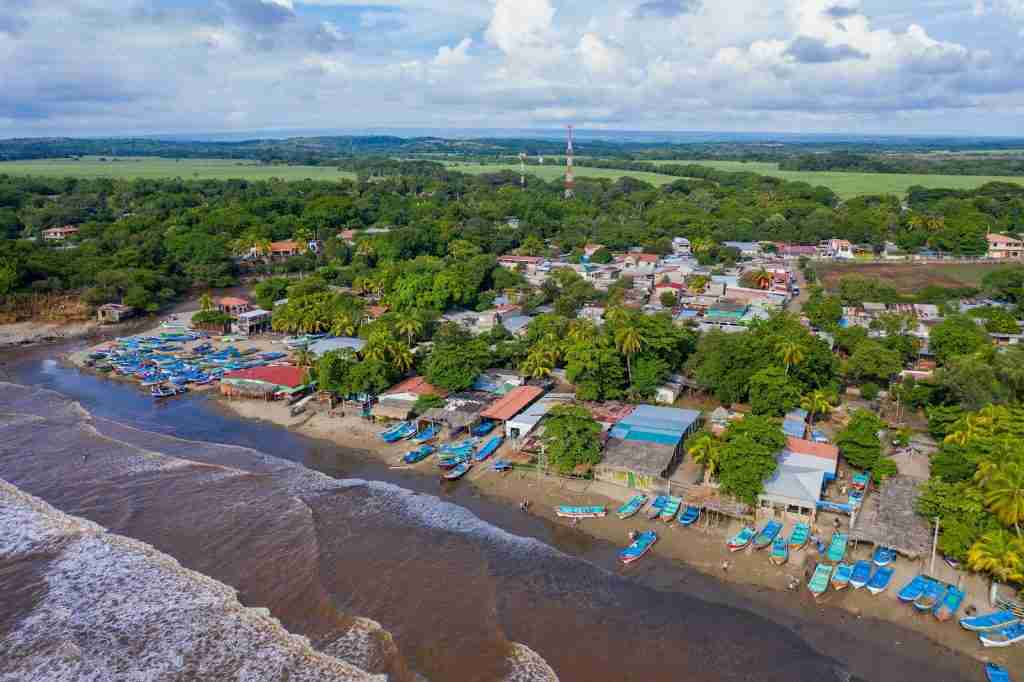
[782,419,806,438]
[309,337,366,357]
[383,376,447,398]
[608,405,701,446]
[223,365,306,388]
[481,385,544,421]
[761,466,825,506]
[785,436,839,462]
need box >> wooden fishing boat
[150,384,186,398]
[660,496,682,522]
[677,505,700,527]
[866,566,894,595]
[727,526,756,552]
[437,454,468,470]
[646,495,668,520]
[831,563,853,590]
[442,461,472,481]
[826,532,848,563]
[808,563,831,598]
[849,560,872,589]
[473,435,504,462]
[934,585,965,622]
[960,611,1021,632]
[985,663,1013,682]
[980,622,1024,648]
[787,522,810,550]
[402,445,435,464]
[768,536,789,565]
[555,506,607,519]
[616,495,648,520]
[752,520,783,550]
[619,530,658,565]
[471,419,496,437]
[872,546,896,567]
[913,580,944,611]
[897,575,929,602]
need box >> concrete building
[216,297,252,317]
[987,233,1024,259]
[42,225,79,241]
[232,308,271,336]
[758,437,839,523]
[595,406,702,492]
[96,303,135,324]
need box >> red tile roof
[270,240,301,253]
[637,254,660,263]
[786,437,839,462]
[481,385,544,421]
[366,305,388,319]
[223,365,307,388]
[383,376,448,398]
[217,296,250,307]
[499,255,543,264]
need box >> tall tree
[614,323,644,384]
[982,460,1024,535]
[687,432,721,485]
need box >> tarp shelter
[596,406,702,492]
[422,392,494,434]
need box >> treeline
[780,152,1024,177]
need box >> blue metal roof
[782,419,806,438]
[609,405,701,446]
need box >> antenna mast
[564,125,575,199]
[519,152,527,188]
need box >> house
[820,239,854,259]
[42,225,79,241]
[594,406,703,491]
[473,369,525,395]
[501,315,534,337]
[778,244,817,258]
[365,305,388,321]
[308,337,367,358]
[619,253,661,271]
[706,300,749,323]
[987,233,1024,259]
[216,297,252,317]
[671,237,691,255]
[96,303,135,324]
[497,255,544,275]
[655,376,684,405]
[579,305,606,324]
[373,376,448,421]
[232,308,272,336]
[504,396,569,442]
[421,391,494,435]
[757,437,839,522]
[220,365,309,399]
[583,243,605,258]
[481,385,545,429]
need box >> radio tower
[518,152,527,188]
[564,125,575,199]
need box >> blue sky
[2,0,1024,137]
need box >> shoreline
[212,395,1022,676]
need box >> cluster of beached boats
[86,329,290,398]
[381,419,506,481]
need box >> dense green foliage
[748,366,801,417]
[716,415,786,504]
[541,405,603,475]
[781,151,1024,177]
[835,410,884,471]
[928,314,990,365]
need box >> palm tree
[566,319,595,345]
[331,311,357,338]
[198,292,214,313]
[389,342,414,374]
[292,348,315,368]
[776,341,805,376]
[749,267,771,290]
[395,312,424,347]
[687,432,720,485]
[520,348,554,379]
[690,237,713,255]
[967,530,1024,583]
[982,460,1024,535]
[800,390,833,427]
[614,323,644,384]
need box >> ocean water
[0,354,976,681]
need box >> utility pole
[929,516,940,576]
[564,125,575,199]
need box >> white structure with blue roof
[596,405,703,492]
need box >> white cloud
[485,0,556,55]
[577,33,624,76]
[434,37,472,66]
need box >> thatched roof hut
[850,475,932,559]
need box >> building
[758,437,839,522]
[671,237,691,255]
[987,233,1024,259]
[216,297,251,317]
[373,376,448,421]
[421,391,494,435]
[308,337,366,358]
[595,406,703,492]
[42,225,79,241]
[497,255,544,275]
[232,308,272,336]
[480,385,545,430]
[820,239,854,259]
[722,241,762,258]
[220,365,309,399]
[778,244,817,258]
[96,303,135,324]
[503,396,568,442]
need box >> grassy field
[814,261,1007,293]
[0,157,357,182]
[657,160,1024,198]
[444,161,679,186]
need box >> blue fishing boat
[866,566,894,595]
[471,419,496,437]
[831,562,853,590]
[897,574,929,602]
[960,611,1020,632]
[438,454,468,470]
[403,445,435,464]
[493,460,513,472]
[851,472,870,490]
[934,585,965,622]
[913,579,944,611]
[808,563,832,598]
[619,530,658,565]
[678,505,700,527]
[872,546,896,567]
[555,506,607,519]
[474,435,504,462]
[986,663,1013,682]
[150,384,186,398]
[826,532,848,563]
[412,424,439,444]
[380,422,414,443]
[660,496,682,522]
[728,526,757,552]
[646,495,668,520]
[980,622,1024,648]
[769,536,789,565]
[443,461,472,481]
[788,522,810,550]
[616,495,648,520]
[753,520,783,550]
[849,560,872,589]
[440,440,476,457]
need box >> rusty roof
[480,385,544,421]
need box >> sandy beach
[0,320,102,349]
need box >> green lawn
[444,161,679,186]
[658,160,1024,198]
[0,157,357,182]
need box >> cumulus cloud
[485,0,555,55]
[785,36,867,62]
[434,37,472,66]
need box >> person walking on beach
[721,560,730,573]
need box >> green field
[659,160,1024,199]
[0,157,357,182]
[444,161,679,186]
